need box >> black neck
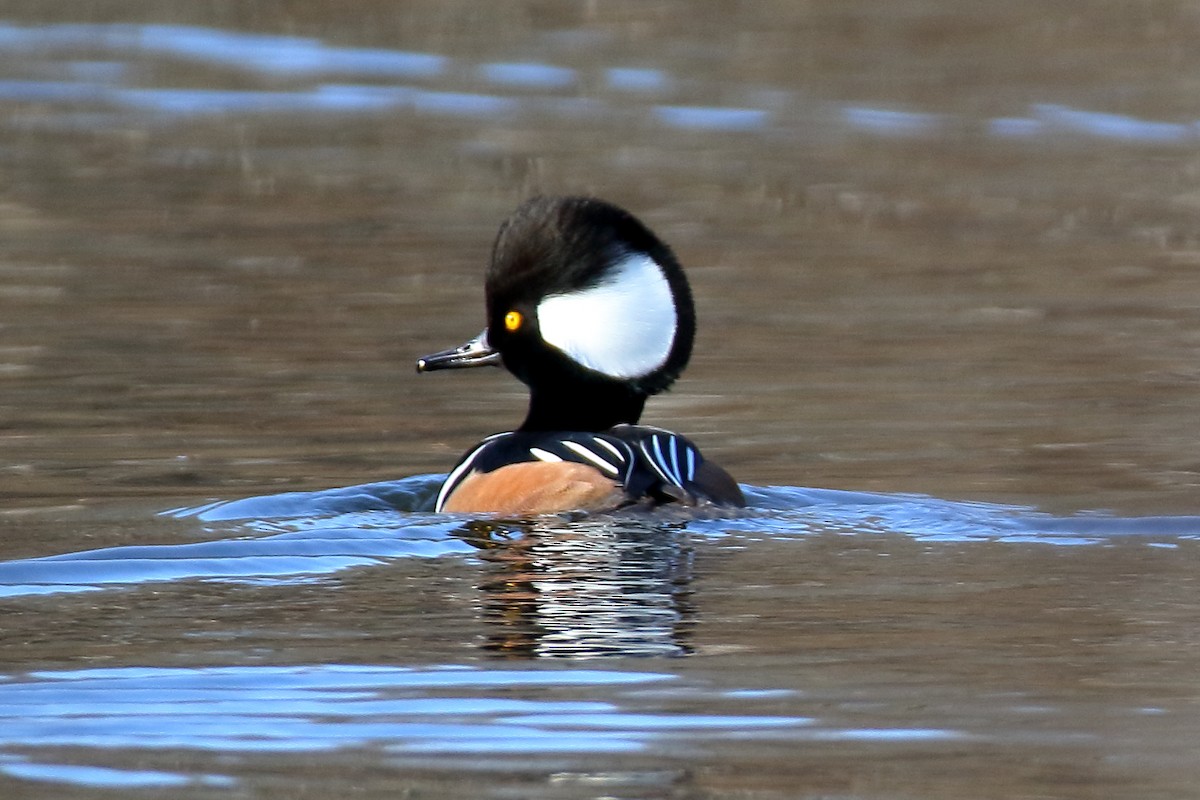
[519,382,646,432]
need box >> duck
[417,195,744,516]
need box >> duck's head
[417,196,696,431]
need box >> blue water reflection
[605,67,671,92]
[0,515,471,598]
[0,22,447,78]
[653,105,770,131]
[0,759,234,789]
[479,62,577,89]
[843,106,944,137]
[0,663,807,755]
[1,21,1197,144]
[0,660,974,790]
[1,475,1196,603]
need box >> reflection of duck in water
[418,196,744,516]
[460,517,697,658]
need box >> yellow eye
[504,310,523,331]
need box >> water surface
[4,3,1200,798]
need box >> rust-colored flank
[440,461,625,516]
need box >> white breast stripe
[562,440,621,476]
[436,440,493,512]
[529,447,563,463]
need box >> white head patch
[537,253,676,379]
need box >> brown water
[3,3,1200,798]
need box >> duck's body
[418,196,744,516]
[436,424,743,516]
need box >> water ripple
[0,21,1196,144]
[0,663,815,758]
[1,475,1196,600]
[0,759,234,790]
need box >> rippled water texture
[3,3,1200,798]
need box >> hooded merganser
[417,195,744,516]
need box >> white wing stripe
[563,440,620,476]
[669,440,686,486]
[592,436,627,463]
[648,435,666,482]
[650,434,683,487]
[685,446,697,482]
[668,439,682,485]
